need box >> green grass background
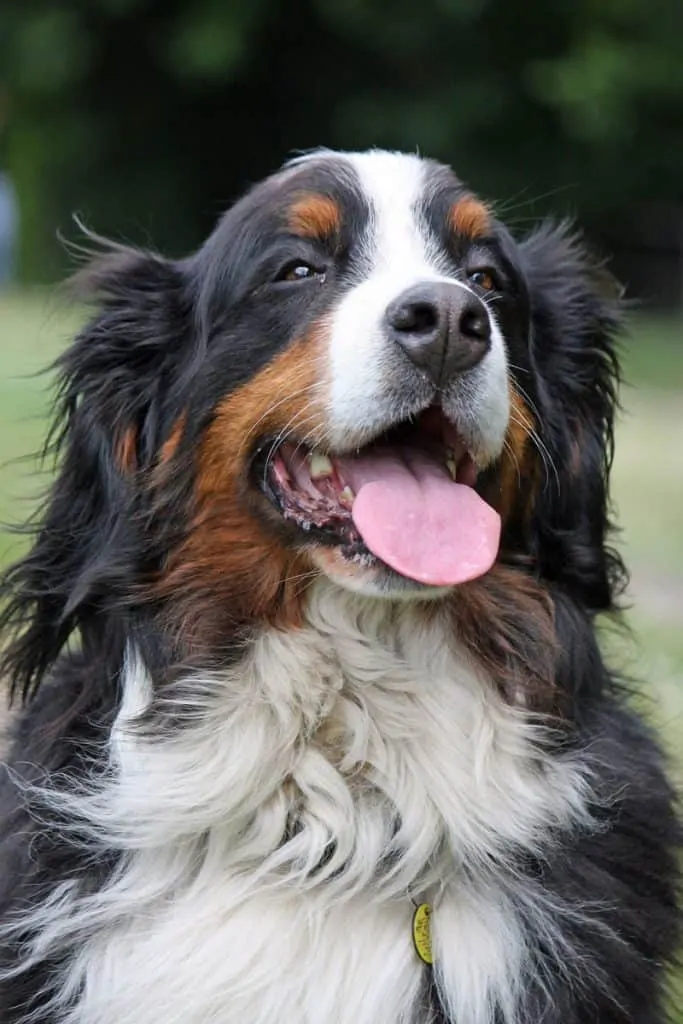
[1,291,682,1012]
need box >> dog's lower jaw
[308,544,457,599]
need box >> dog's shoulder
[0,655,117,900]
[512,696,682,1023]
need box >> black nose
[385,282,491,387]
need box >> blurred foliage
[0,0,682,280]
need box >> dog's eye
[467,269,497,292]
[276,261,326,283]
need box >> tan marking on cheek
[448,196,491,239]
[116,426,137,472]
[498,385,537,521]
[288,194,341,240]
[199,328,328,484]
[157,328,328,644]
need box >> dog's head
[1,149,624,695]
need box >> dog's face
[168,151,540,608]
[2,149,623,687]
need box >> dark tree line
[1,0,682,281]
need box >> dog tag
[412,902,433,965]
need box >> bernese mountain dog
[0,149,680,1024]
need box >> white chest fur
[20,584,593,1024]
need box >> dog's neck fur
[14,581,595,1024]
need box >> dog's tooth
[308,453,334,479]
[446,453,457,481]
[339,486,355,506]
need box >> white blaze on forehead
[324,152,451,448]
[288,148,442,279]
[344,150,449,278]
[296,149,510,459]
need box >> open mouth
[253,407,501,586]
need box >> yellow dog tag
[412,903,433,965]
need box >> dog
[0,149,680,1024]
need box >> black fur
[520,223,625,611]
[0,153,680,1023]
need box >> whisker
[504,376,561,496]
[502,438,522,488]
[490,182,576,222]
[260,405,323,489]
[507,373,544,424]
[297,422,335,457]
[243,379,323,448]
[508,410,559,496]
[279,569,320,587]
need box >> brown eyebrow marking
[288,194,341,240]
[448,195,491,239]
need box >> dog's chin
[307,545,456,601]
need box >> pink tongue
[342,450,501,586]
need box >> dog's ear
[0,240,194,703]
[518,221,626,611]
